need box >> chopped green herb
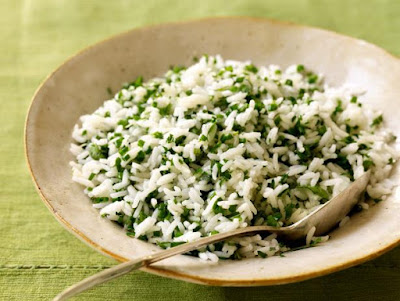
[363,159,374,170]
[89,144,108,160]
[285,79,293,86]
[299,185,329,199]
[371,115,383,127]
[153,132,163,139]
[297,64,305,72]
[159,103,172,116]
[307,73,318,84]
[199,134,208,142]
[267,102,278,111]
[220,134,233,143]
[350,96,358,103]
[134,150,146,163]
[245,64,258,73]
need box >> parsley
[117,119,129,128]
[299,185,329,199]
[159,103,172,116]
[267,102,278,111]
[371,115,383,127]
[199,134,208,142]
[220,134,233,143]
[266,215,279,227]
[89,144,108,160]
[166,135,174,143]
[137,140,145,147]
[91,197,109,204]
[153,132,163,139]
[134,150,146,163]
[119,146,129,156]
[254,100,264,111]
[225,65,233,72]
[307,73,318,84]
[274,116,281,126]
[245,64,258,73]
[332,100,343,116]
[172,65,186,73]
[288,117,306,136]
[134,76,143,87]
[175,135,186,145]
[363,159,374,170]
[343,136,355,144]
[350,96,358,103]
[114,137,123,148]
[115,157,123,173]
[284,203,295,218]
[297,64,305,72]
[285,79,293,86]
[317,124,327,135]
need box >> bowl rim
[24,15,400,286]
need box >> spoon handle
[53,258,146,301]
[53,226,279,301]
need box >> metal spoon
[54,170,370,301]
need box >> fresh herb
[89,144,108,160]
[267,102,278,111]
[371,115,383,127]
[220,134,233,143]
[285,79,293,86]
[91,197,109,204]
[350,96,358,103]
[363,159,374,170]
[307,73,318,84]
[153,132,163,139]
[332,100,343,116]
[299,185,329,199]
[159,103,172,116]
[134,150,146,163]
[297,64,305,72]
[245,64,258,73]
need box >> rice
[70,55,398,260]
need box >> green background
[1,0,400,300]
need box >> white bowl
[25,17,400,286]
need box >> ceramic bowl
[25,17,400,286]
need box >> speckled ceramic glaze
[25,17,400,286]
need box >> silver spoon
[54,170,370,301]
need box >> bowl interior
[26,17,400,285]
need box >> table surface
[1,0,400,300]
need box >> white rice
[70,55,398,260]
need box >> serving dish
[25,17,400,286]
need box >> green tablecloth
[1,0,400,300]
